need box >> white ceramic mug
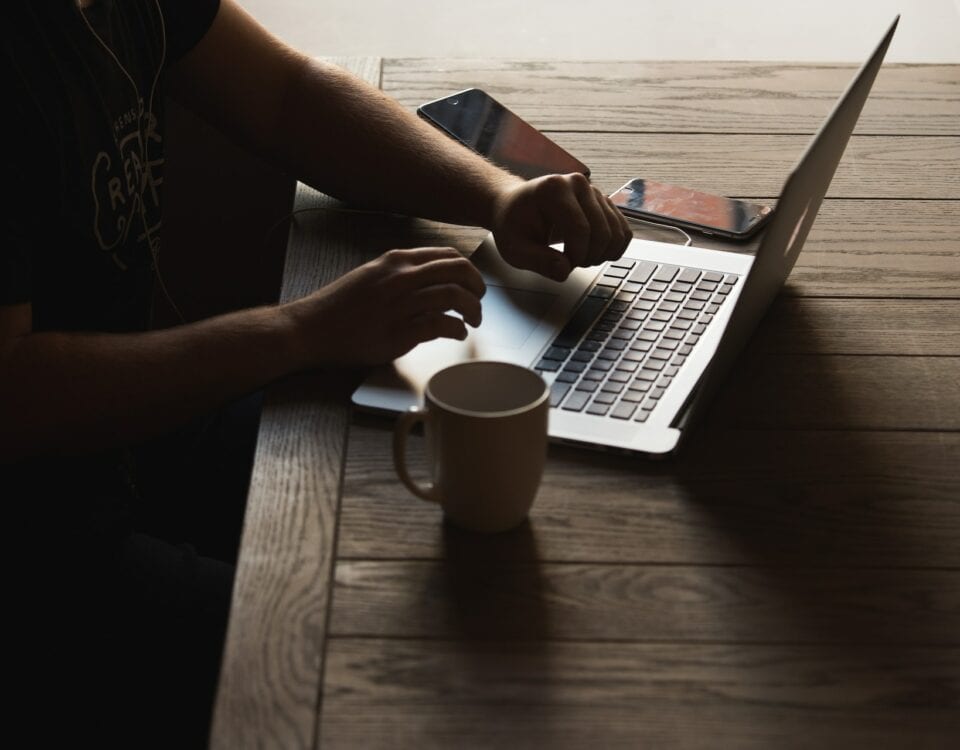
[393,361,550,533]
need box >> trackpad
[481,284,555,349]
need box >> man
[1,0,630,745]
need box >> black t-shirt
[1,0,219,534]
[1,0,220,332]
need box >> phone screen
[418,88,590,180]
[610,178,772,239]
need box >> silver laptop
[353,16,899,456]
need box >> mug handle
[393,407,440,503]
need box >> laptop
[352,16,899,456]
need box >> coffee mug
[393,361,550,533]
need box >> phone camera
[450,98,459,106]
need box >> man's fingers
[382,246,463,267]
[405,283,483,328]
[399,312,469,353]
[500,237,572,282]
[393,256,486,299]
[599,190,634,259]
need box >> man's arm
[0,248,484,462]
[167,0,632,281]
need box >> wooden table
[211,58,960,749]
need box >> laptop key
[571,350,594,363]
[575,380,600,393]
[593,392,617,405]
[586,402,611,416]
[600,381,625,394]
[561,391,590,412]
[557,371,580,384]
[591,359,613,371]
[622,281,643,294]
[611,401,637,420]
[536,358,562,372]
[583,370,605,382]
[609,371,632,384]
[703,271,724,283]
[549,381,571,407]
[562,361,587,374]
[624,350,647,362]
[724,274,740,285]
[553,295,608,348]
[609,258,636,270]
[653,264,679,283]
[544,346,571,361]
[634,410,650,423]
[628,260,657,284]
[603,267,629,279]
[616,360,640,373]
[621,389,645,402]
[677,267,701,283]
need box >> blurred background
[239,0,960,62]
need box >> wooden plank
[383,59,960,135]
[358,199,960,298]
[709,354,959,430]
[754,299,960,355]
[548,133,960,200]
[209,56,381,750]
[330,562,960,644]
[320,639,960,749]
[337,425,960,566]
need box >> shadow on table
[436,520,561,727]
[548,296,957,711]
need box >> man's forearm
[0,305,300,462]
[273,56,522,230]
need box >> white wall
[239,0,960,62]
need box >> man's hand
[489,173,633,282]
[284,247,486,367]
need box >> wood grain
[337,424,960,567]
[320,639,960,749]
[330,562,960,644]
[209,57,381,750]
[545,133,960,199]
[384,59,960,135]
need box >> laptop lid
[675,15,899,429]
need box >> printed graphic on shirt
[90,99,163,270]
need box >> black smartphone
[609,178,773,241]
[417,88,590,180]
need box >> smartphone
[417,88,590,180]
[609,178,773,241]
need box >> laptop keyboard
[535,259,739,422]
